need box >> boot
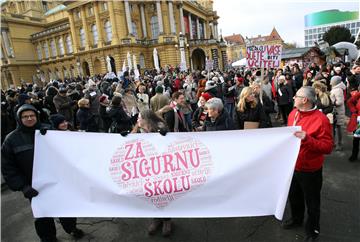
[162,220,172,237]
[147,219,162,235]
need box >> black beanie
[50,114,66,129]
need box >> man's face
[176,94,186,105]
[20,110,37,128]
[293,89,307,109]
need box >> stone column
[108,1,119,44]
[140,3,147,38]
[196,17,200,39]
[168,0,176,34]
[203,21,207,39]
[80,6,90,49]
[214,23,218,40]
[68,10,78,52]
[156,1,164,34]
[188,13,193,39]
[179,4,185,34]
[124,0,133,35]
[94,1,104,47]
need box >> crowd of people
[1,59,360,242]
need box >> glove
[191,88,196,91]
[139,98,144,102]
[158,128,168,136]
[120,131,129,137]
[39,128,47,135]
[22,185,39,199]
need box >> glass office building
[304,9,360,47]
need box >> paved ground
[2,126,360,242]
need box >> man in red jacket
[283,86,333,242]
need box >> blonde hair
[312,81,330,106]
[237,87,257,112]
[78,98,89,108]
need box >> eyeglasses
[21,114,36,120]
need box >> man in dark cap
[53,85,77,124]
[1,104,84,242]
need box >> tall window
[132,22,138,38]
[66,35,73,53]
[50,39,57,57]
[199,22,204,39]
[150,16,159,39]
[104,21,112,42]
[58,38,65,55]
[88,7,94,16]
[36,44,42,60]
[102,2,108,11]
[91,24,98,45]
[139,53,145,69]
[79,28,85,47]
[76,11,81,19]
[43,42,49,59]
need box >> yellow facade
[1,0,227,89]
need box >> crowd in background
[1,60,360,150]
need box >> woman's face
[58,120,68,130]
[207,108,219,119]
[139,86,146,93]
[245,92,255,102]
[199,96,206,107]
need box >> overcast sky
[214,0,359,47]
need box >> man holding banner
[284,86,333,242]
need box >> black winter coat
[234,102,268,129]
[1,104,50,191]
[277,83,293,106]
[107,106,132,133]
[76,107,98,132]
[203,110,234,131]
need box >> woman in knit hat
[192,92,212,131]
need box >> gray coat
[330,82,346,126]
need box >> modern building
[1,0,227,89]
[224,28,284,64]
[304,9,360,47]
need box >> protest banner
[246,45,282,69]
[32,127,300,219]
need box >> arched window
[150,16,159,39]
[66,35,73,53]
[79,28,86,47]
[132,21,138,38]
[50,39,57,57]
[43,42,49,59]
[104,20,112,42]
[139,53,145,69]
[91,24,98,45]
[58,38,65,55]
[36,44,42,60]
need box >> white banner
[32,127,300,219]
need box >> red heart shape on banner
[109,137,213,208]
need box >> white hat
[205,80,216,91]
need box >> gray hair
[300,86,317,104]
[205,97,224,111]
